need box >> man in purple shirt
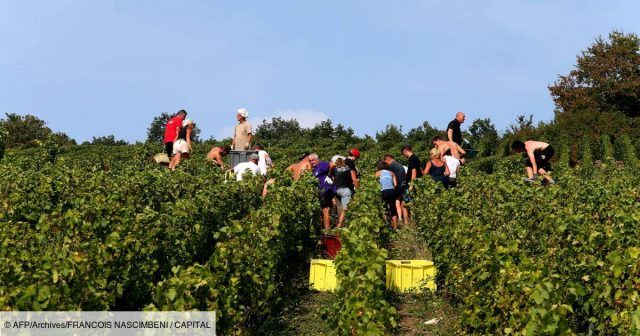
[310,153,335,229]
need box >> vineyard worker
[346,148,361,178]
[401,144,422,190]
[432,136,466,161]
[331,149,360,171]
[331,157,359,228]
[376,161,398,229]
[423,147,450,188]
[231,108,252,150]
[234,153,261,181]
[163,109,187,156]
[286,152,312,181]
[383,154,406,225]
[512,140,556,184]
[206,145,231,169]
[311,154,336,230]
[253,144,273,175]
[447,112,466,146]
[443,149,461,188]
[400,144,422,223]
[330,154,346,163]
[169,119,194,171]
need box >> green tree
[49,132,77,147]
[467,118,499,157]
[506,114,535,139]
[146,112,171,143]
[83,135,128,146]
[375,124,404,150]
[333,124,357,144]
[549,31,640,138]
[0,113,75,149]
[405,121,440,147]
[307,119,337,139]
[254,117,303,141]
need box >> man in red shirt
[164,110,187,156]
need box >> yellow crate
[309,259,337,291]
[386,260,436,293]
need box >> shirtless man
[512,140,555,184]
[263,153,311,198]
[206,145,231,168]
[432,136,466,160]
[286,153,313,181]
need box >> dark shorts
[447,177,457,188]
[394,184,407,201]
[381,189,397,217]
[526,145,555,171]
[319,190,335,209]
[165,142,174,156]
[402,185,413,203]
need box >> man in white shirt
[234,154,261,181]
[253,144,273,176]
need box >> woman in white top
[169,119,194,171]
[443,149,461,188]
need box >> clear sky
[1,1,639,143]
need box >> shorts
[172,139,190,155]
[381,189,397,217]
[447,177,457,188]
[319,190,335,209]
[165,142,174,156]
[336,187,352,209]
[526,145,555,171]
[396,182,409,201]
[402,186,413,203]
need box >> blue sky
[1,1,638,143]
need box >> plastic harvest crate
[386,260,436,293]
[309,259,337,291]
[229,150,259,168]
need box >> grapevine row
[324,176,398,335]
[412,160,640,334]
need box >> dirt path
[387,225,458,335]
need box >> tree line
[2,31,639,160]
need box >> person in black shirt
[401,144,422,224]
[331,158,359,227]
[401,144,423,186]
[447,112,466,146]
[345,148,360,178]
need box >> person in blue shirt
[376,161,398,228]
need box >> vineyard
[1,135,639,335]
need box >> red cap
[350,149,360,158]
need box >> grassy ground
[388,224,458,335]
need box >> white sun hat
[237,108,249,118]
